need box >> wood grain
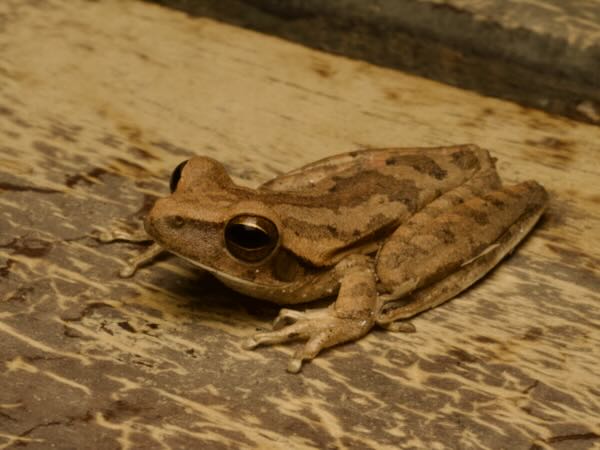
[0,1,598,449]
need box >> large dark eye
[225,215,279,262]
[169,160,188,193]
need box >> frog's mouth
[169,250,326,304]
[176,253,247,283]
[183,253,285,300]
[168,249,275,291]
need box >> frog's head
[145,157,289,284]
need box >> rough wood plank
[153,0,600,124]
[0,1,598,449]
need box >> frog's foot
[95,227,151,243]
[243,307,374,373]
[118,243,164,278]
[94,227,164,277]
[272,308,311,329]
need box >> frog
[103,145,548,372]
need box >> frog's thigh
[376,181,548,323]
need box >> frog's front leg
[96,227,165,278]
[244,255,379,373]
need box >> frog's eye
[169,160,188,193]
[225,215,279,263]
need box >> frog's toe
[272,308,328,330]
[272,308,304,329]
[243,320,312,349]
[377,320,416,333]
[97,230,118,243]
[119,265,137,278]
[242,336,260,350]
[287,332,337,373]
[95,227,151,243]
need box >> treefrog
[106,145,547,372]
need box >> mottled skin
[114,145,548,372]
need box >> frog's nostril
[170,215,185,228]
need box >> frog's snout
[144,197,194,243]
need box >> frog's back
[261,145,494,194]
[260,145,495,266]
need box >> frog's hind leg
[376,180,548,327]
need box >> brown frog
[104,145,547,372]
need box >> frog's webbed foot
[244,255,379,373]
[243,306,374,373]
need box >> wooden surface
[0,1,599,449]
[155,0,600,124]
